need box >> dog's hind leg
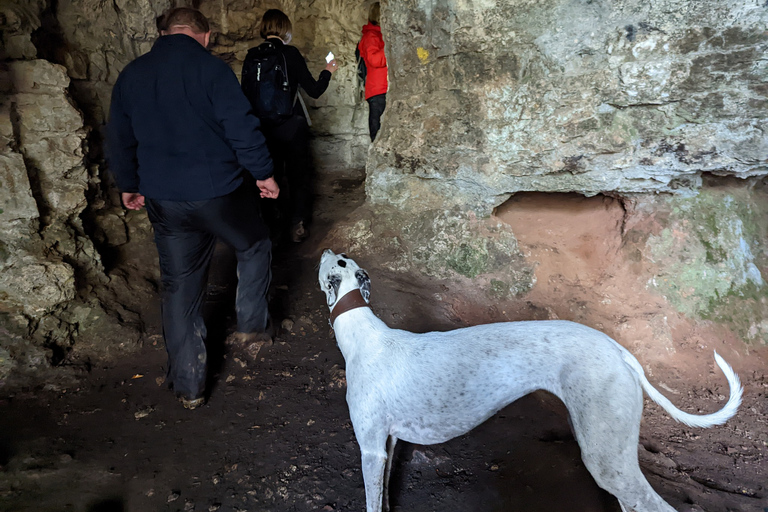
[580,427,675,511]
[566,374,676,512]
[382,435,398,512]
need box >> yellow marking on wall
[417,47,429,64]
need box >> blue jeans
[145,183,272,399]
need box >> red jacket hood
[362,22,382,36]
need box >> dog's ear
[325,274,341,307]
[355,269,371,303]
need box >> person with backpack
[358,2,388,141]
[241,9,337,243]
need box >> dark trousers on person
[263,115,313,235]
[145,183,272,400]
[367,93,386,141]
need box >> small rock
[167,491,180,503]
[226,374,236,383]
[134,406,155,420]
[281,318,295,331]
[184,499,195,510]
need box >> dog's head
[318,250,371,310]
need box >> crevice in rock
[688,475,762,499]
[30,0,64,66]
[606,100,683,110]
[9,102,51,229]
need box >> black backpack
[241,41,294,121]
[355,43,367,85]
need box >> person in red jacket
[358,2,388,141]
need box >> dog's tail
[622,350,743,428]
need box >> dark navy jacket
[107,34,273,200]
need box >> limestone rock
[370,0,768,214]
[0,0,43,60]
[0,257,77,316]
[333,205,535,296]
[0,152,39,227]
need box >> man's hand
[257,177,280,199]
[122,192,145,210]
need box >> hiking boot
[180,396,205,410]
[290,221,309,243]
[226,318,275,347]
[228,330,273,345]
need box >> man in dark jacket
[107,7,279,409]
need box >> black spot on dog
[338,260,347,267]
[356,269,371,303]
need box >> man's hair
[368,2,381,25]
[164,7,210,34]
[259,9,292,41]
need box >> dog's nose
[322,249,335,257]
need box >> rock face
[0,59,95,382]
[0,52,140,385]
[0,60,87,315]
[369,0,768,214]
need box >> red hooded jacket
[358,22,388,99]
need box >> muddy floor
[1,173,767,512]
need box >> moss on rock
[647,189,768,343]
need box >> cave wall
[336,0,768,350]
[0,1,155,386]
[368,0,768,214]
[46,0,370,170]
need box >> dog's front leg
[357,426,389,512]
[361,449,387,512]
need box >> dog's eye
[337,260,347,268]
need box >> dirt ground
[0,173,767,512]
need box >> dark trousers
[263,115,313,231]
[145,184,272,399]
[367,93,386,141]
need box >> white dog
[318,250,743,512]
